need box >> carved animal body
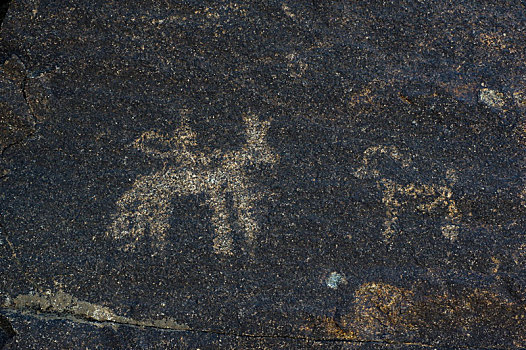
[107,114,278,255]
[354,145,461,242]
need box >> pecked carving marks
[354,145,412,180]
[108,114,278,255]
[355,145,461,242]
[379,178,461,242]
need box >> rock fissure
[20,74,37,126]
[0,132,32,158]
[0,56,37,158]
[0,297,513,349]
[0,307,448,348]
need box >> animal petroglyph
[355,145,461,242]
[379,178,461,242]
[108,113,278,255]
[354,145,412,179]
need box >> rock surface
[0,0,525,348]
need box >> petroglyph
[354,145,412,179]
[108,113,278,255]
[355,146,461,242]
[379,178,461,242]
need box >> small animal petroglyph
[379,178,461,242]
[354,145,412,179]
[108,113,278,255]
[355,145,461,242]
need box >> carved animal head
[240,113,279,166]
[354,145,412,179]
[132,117,197,159]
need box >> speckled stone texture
[0,1,525,349]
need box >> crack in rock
[2,292,515,349]
[1,307,437,348]
[0,55,36,158]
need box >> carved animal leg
[108,171,175,251]
[379,179,401,242]
[231,176,259,245]
[238,115,278,166]
[206,188,234,255]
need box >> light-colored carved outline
[355,145,461,242]
[107,113,278,255]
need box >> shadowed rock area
[0,0,525,348]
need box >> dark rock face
[0,313,15,348]
[0,1,524,348]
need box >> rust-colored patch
[349,87,374,107]
[350,282,416,338]
[479,32,516,53]
[318,281,526,347]
[437,80,477,103]
[322,317,357,340]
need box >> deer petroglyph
[107,113,278,255]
